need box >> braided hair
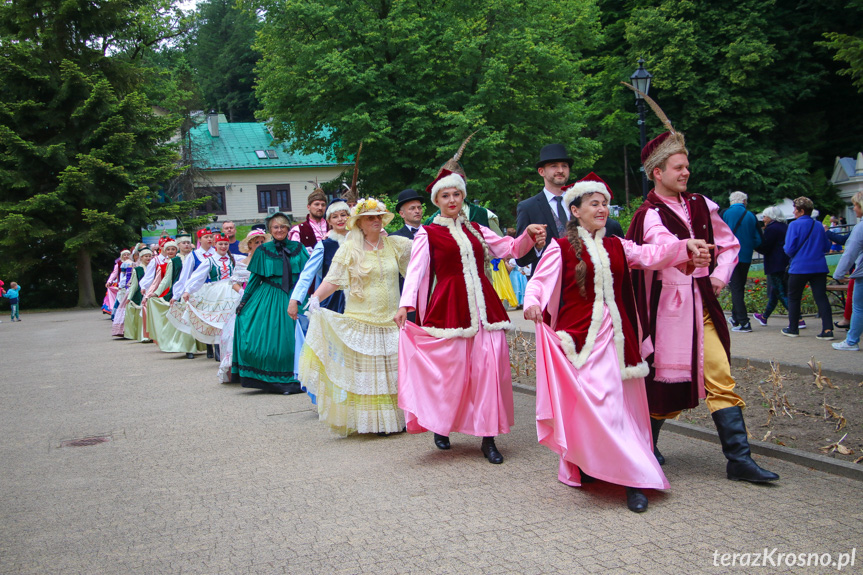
[564,195,590,298]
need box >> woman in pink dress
[523,180,710,512]
[394,170,546,464]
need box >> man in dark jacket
[391,189,426,240]
[515,144,573,274]
[753,206,803,329]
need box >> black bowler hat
[394,188,427,213]
[535,144,573,169]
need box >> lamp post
[630,58,653,198]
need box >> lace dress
[299,235,413,435]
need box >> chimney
[856,152,863,175]
[207,109,219,138]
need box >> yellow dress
[491,259,519,308]
[299,235,413,435]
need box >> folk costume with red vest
[289,214,329,251]
[398,212,536,438]
[526,227,693,489]
[525,179,693,491]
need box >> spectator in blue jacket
[782,197,833,339]
[832,191,863,351]
[3,281,21,322]
[722,191,761,331]
[753,206,808,329]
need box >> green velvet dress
[231,239,309,393]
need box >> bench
[826,280,849,311]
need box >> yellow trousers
[652,310,744,419]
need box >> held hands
[686,239,713,268]
[527,224,547,248]
[287,299,299,321]
[523,305,543,323]
[393,307,408,329]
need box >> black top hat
[535,144,573,169]
[395,188,427,213]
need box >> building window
[257,184,291,213]
[195,186,227,215]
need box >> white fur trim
[326,230,347,244]
[423,215,509,339]
[556,227,645,378]
[326,200,350,219]
[562,181,610,210]
[430,173,467,205]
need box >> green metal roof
[189,122,348,170]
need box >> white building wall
[198,166,349,223]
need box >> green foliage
[253,0,603,229]
[718,276,818,315]
[822,31,863,91]
[0,0,201,307]
[186,0,261,122]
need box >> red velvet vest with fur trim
[420,221,509,334]
[555,235,644,373]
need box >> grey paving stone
[0,310,861,575]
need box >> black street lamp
[630,58,653,198]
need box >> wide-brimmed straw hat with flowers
[346,197,395,230]
[239,229,271,253]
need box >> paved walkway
[1,310,861,574]
[508,310,861,377]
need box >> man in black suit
[391,189,426,240]
[515,144,573,273]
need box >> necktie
[553,196,567,236]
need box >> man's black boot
[206,344,214,359]
[712,406,779,483]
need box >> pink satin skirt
[535,309,669,490]
[398,321,514,437]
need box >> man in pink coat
[626,122,778,484]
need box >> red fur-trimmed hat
[425,168,465,195]
[564,171,614,200]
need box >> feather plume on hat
[621,82,688,181]
[425,131,477,195]
[340,142,362,205]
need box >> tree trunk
[76,246,97,308]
